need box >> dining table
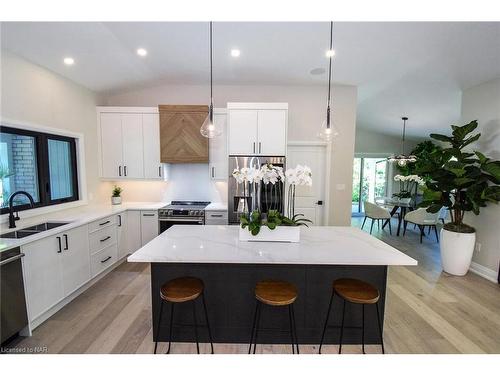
[378,198,415,236]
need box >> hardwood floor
[10,218,500,354]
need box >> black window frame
[0,125,79,215]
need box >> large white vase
[440,228,476,276]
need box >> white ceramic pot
[239,226,300,242]
[440,228,476,276]
[111,196,122,205]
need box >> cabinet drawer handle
[124,166,127,176]
[159,166,162,177]
[210,214,223,217]
[100,236,111,243]
[143,213,155,217]
[100,256,112,264]
[211,166,215,178]
[118,215,122,227]
[259,142,262,153]
[119,166,122,176]
[253,142,256,153]
[57,236,62,253]
[63,234,69,250]
[99,220,110,226]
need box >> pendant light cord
[401,117,407,155]
[209,21,214,121]
[327,21,333,107]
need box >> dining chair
[362,201,392,235]
[403,208,440,243]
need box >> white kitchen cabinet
[143,113,162,179]
[257,110,287,155]
[116,212,128,259]
[22,235,64,321]
[140,210,158,246]
[209,111,228,180]
[121,113,144,178]
[228,110,257,155]
[100,113,123,178]
[97,107,162,180]
[127,211,142,253]
[227,103,287,156]
[205,210,228,225]
[60,225,91,296]
[22,225,90,321]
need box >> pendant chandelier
[318,21,339,142]
[388,116,417,166]
[200,21,222,138]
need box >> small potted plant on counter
[418,120,500,275]
[111,185,123,205]
[233,164,312,242]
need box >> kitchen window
[0,126,79,214]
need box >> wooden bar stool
[154,277,214,354]
[318,278,384,354]
[248,280,299,354]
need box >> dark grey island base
[151,262,387,345]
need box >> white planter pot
[440,228,476,276]
[239,226,300,242]
[111,196,122,205]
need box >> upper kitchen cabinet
[97,107,162,180]
[209,109,228,180]
[227,103,288,156]
[158,105,209,163]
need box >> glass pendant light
[318,21,339,142]
[200,22,222,138]
[388,117,417,166]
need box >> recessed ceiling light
[137,48,148,57]
[325,49,335,58]
[63,57,74,66]
[230,49,241,57]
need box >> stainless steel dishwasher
[1,247,28,345]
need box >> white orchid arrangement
[393,174,425,199]
[232,163,312,218]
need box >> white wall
[105,83,358,225]
[461,78,500,277]
[355,127,421,157]
[0,51,107,205]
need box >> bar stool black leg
[288,305,295,354]
[375,302,385,354]
[291,304,299,354]
[166,303,174,354]
[361,304,365,354]
[338,299,346,354]
[253,302,262,354]
[192,300,200,354]
[319,291,334,354]
[201,292,214,354]
[154,299,164,354]
[248,301,259,354]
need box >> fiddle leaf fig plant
[417,120,500,233]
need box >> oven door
[159,217,204,234]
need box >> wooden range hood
[158,105,209,163]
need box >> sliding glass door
[352,157,388,215]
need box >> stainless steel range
[158,201,210,233]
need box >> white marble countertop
[0,201,166,252]
[127,225,418,266]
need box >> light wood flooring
[10,217,500,354]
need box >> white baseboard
[469,261,499,283]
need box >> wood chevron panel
[159,105,209,163]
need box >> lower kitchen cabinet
[141,210,158,246]
[22,225,90,321]
[205,210,228,225]
[116,212,128,259]
[127,211,142,253]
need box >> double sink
[1,222,70,239]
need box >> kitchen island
[128,225,417,346]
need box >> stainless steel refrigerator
[228,155,286,224]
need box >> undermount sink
[0,221,70,239]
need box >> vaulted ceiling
[2,22,499,137]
